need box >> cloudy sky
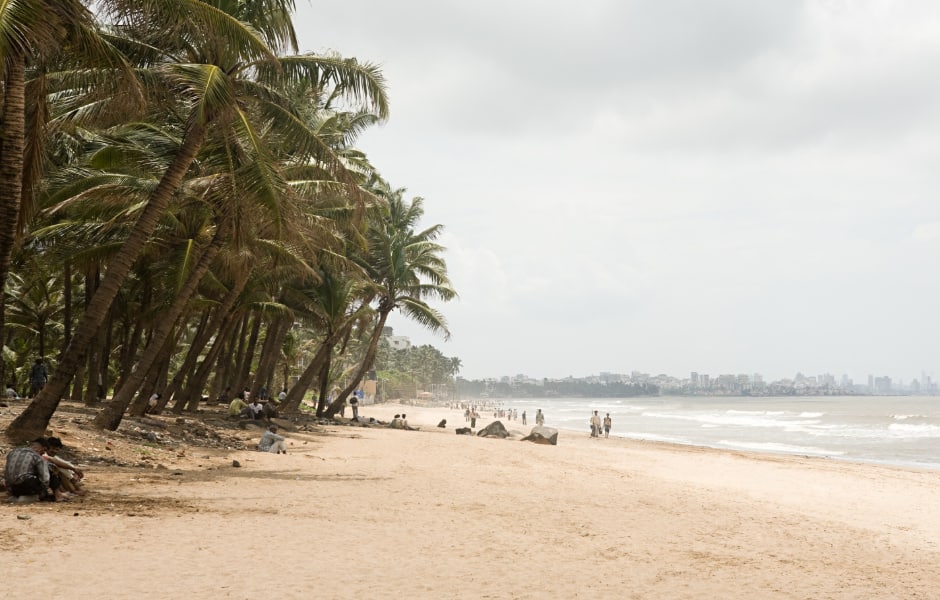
[293,1,940,384]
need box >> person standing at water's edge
[590,410,601,438]
[535,409,544,426]
[603,413,611,438]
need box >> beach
[2,401,939,599]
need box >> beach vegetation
[1,0,456,442]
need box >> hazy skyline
[294,1,940,383]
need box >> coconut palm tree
[6,0,388,441]
[0,0,137,346]
[323,187,456,416]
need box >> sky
[293,0,940,383]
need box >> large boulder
[521,426,558,446]
[476,420,510,438]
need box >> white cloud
[297,1,940,383]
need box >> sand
[2,401,939,599]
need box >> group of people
[3,358,49,401]
[589,410,612,438]
[3,436,86,503]
[228,387,285,421]
[388,414,418,430]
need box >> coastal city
[463,370,939,397]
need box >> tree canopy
[1,0,456,441]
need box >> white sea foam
[887,423,940,437]
[643,410,820,430]
[716,440,842,457]
[621,432,691,445]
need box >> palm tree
[6,0,388,441]
[324,187,456,416]
[0,0,135,346]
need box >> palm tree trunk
[174,308,240,413]
[94,220,225,430]
[6,121,207,442]
[324,310,390,417]
[280,322,352,413]
[316,351,333,417]
[0,53,26,348]
[252,315,291,399]
[62,261,72,353]
[236,312,263,392]
[83,312,107,406]
[161,307,212,405]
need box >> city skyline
[470,369,933,390]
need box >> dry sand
[2,401,939,599]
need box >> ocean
[482,395,940,470]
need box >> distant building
[381,326,411,351]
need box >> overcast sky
[293,1,940,383]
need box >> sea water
[485,396,940,470]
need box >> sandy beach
[2,401,939,599]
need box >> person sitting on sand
[262,399,279,421]
[400,414,419,431]
[246,398,264,420]
[4,438,52,502]
[43,437,86,498]
[258,425,287,454]
[229,393,249,417]
[388,414,403,429]
[145,392,162,414]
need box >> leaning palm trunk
[280,322,353,413]
[5,122,207,442]
[94,221,226,430]
[158,273,247,413]
[324,310,390,418]
[173,306,242,413]
[158,308,212,407]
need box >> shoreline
[3,400,939,598]
[371,400,940,473]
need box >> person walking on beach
[521,410,526,425]
[535,409,544,426]
[590,410,601,437]
[603,413,612,438]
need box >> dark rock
[477,421,509,438]
[437,419,447,428]
[521,426,558,446]
[455,427,472,435]
[232,460,241,468]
